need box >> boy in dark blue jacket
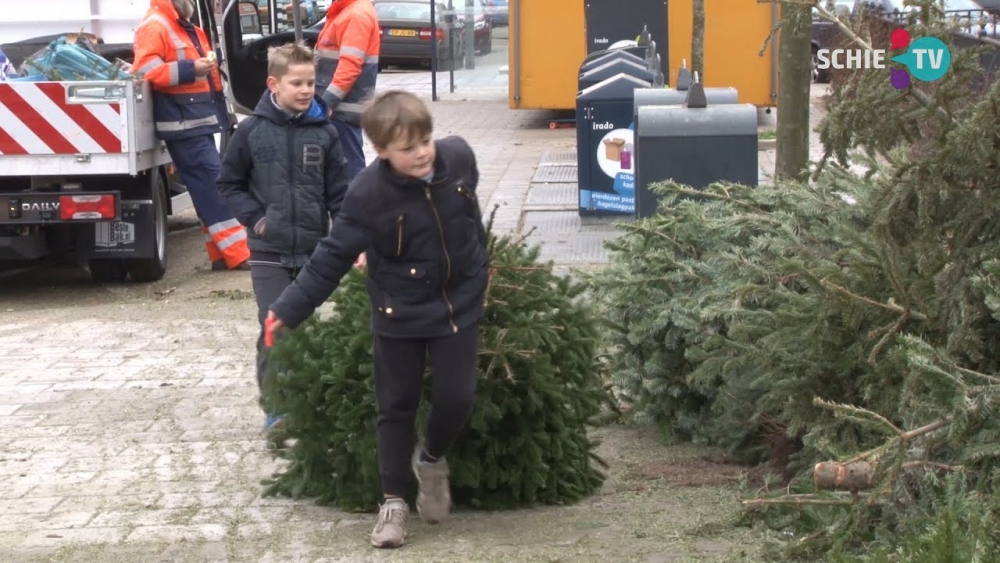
[217,43,350,432]
[266,90,490,549]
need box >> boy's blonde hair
[361,90,433,148]
[267,42,317,78]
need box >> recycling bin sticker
[581,123,636,214]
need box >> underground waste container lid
[578,72,652,100]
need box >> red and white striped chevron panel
[0,83,124,156]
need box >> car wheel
[812,46,830,83]
[125,170,169,283]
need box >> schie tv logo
[815,29,951,89]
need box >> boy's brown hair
[267,42,317,78]
[361,90,433,148]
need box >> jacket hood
[149,0,181,20]
[252,91,330,126]
[326,0,363,19]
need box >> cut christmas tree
[261,220,611,512]
[590,0,1000,558]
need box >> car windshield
[376,2,432,20]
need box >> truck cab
[220,0,325,115]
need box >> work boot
[412,448,451,524]
[370,497,408,548]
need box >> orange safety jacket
[133,0,229,140]
[316,0,380,126]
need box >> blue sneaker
[264,414,285,433]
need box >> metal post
[431,0,438,101]
[464,0,475,69]
[292,0,303,42]
[448,0,455,92]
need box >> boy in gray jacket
[217,42,350,431]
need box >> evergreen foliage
[261,219,610,512]
[591,0,1000,557]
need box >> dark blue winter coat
[269,136,490,339]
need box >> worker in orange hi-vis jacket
[133,0,251,271]
[316,0,381,180]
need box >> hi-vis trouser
[165,135,249,268]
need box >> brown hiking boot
[370,497,408,548]
[412,448,451,524]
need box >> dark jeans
[331,118,366,180]
[250,255,299,410]
[373,325,479,496]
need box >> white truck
[0,0,302,283]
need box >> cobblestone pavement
[0,42,830,560]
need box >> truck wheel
[126,171,168,283]
[88,259,127,283]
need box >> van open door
[220,0,323,115]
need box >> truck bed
[0,80,170,177]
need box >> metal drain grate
[526,183,577,206]
[531,165,578,183]
[524,232,618,264]
[538,150,577,166]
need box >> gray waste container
[579,58,655,92]
[632,86,739,122]
[584,0,668,76]
[634,100,758,218]
[631,87,739,187]
[576,72,652,216]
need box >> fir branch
[954,365,1000,385]
[901,460,963,472]
[804,0,951,122]
[867,313,911,364]
[742,494,861,507]
[820,279,929,321]
[814,398,903,436]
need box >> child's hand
[353,252,367,270]
[265,311,285,347]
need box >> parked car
[452,0,493,54]
[485,0,508,26]
[257,0,318,28]
[374,0,465,70]
[811,0,854,82]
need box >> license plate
[388,28,417,37]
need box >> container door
[221,0,322,115]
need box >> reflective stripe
[139,14,188,62]
[216,229,248,250]
[168,62,180,86]
[155,114,219,132]
[319,49,377,64]
[139,58,181,86]
[337,102,365,113]
[340,46,366,58]
[137,56,165,74]
[208,218,244,234]
[325,85,347,100]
